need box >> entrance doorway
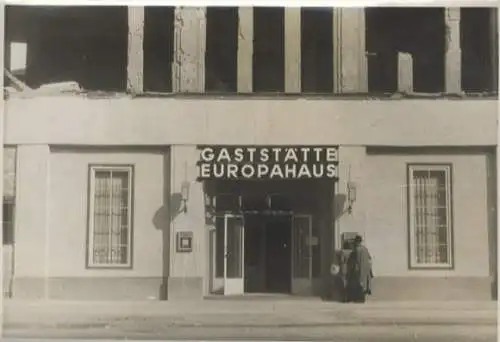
[209,212,313,296]
[206,179,334,298]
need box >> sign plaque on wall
[176,231,193,253]
[197,146,339,181]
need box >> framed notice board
[176,231,193,253]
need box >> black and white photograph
[1,4,498,341]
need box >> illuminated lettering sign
[197,146,339,181]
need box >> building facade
[3,6,498,301]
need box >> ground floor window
[87,165,134,268]
[407,164,453,269]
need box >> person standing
[346,235,373,303]
[339,241,352,302]
[330,241,351,302]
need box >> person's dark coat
[346,243,373,301]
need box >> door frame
[223,213,245,295]
[291,214,313,295]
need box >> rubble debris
[4,69,84,98]
[37,81,82,94]
[4,68,31,92]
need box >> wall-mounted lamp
[347,181,357,214]
[181,181,190,213]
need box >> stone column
[333,8,368,93]
[127,7,145,94]
[284,8,301,93]
[168,146,207,300]
[445,8,461,94]
[398,52,413,93]
[237,7,253,93]
[172,7,207,93]
[14,145,51,299]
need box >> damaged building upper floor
[4,6,499,97]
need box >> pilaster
[237,7,253,93]
[127,7,145,94]
[168,146,206,300]
[333,8,368,93]
[284,8,301,93]
[445,8,461,94]
[172,7,207,93]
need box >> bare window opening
[205,7,238,93]
[253,7,285,93]
[461,8,498,92]
[5,6,32,88]
[366,8,445,93]
[301,8,333,93]
[6,6,128,92]
[144,7,174,93]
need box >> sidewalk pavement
[3,298,498,327]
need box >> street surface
[2,299,498,341]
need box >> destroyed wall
[4,6,498,95]
[366,7,498,93]
[5,6,128,91]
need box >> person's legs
[353,284,366,303]
[344,281,353,302]
[341,278,349,302]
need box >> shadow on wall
[151,198,184,253]
[152,194,184,229]
[152,193,183,300]
[334,193,348,220]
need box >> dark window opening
[144,7,174,93]
[215,194,240,212]
[461,8,498,92]
[4,6,30,88]
[205,7,238,92]
[6,6,128,91]
[300,8,333,93]
[366,8,445,93]
[253,7,285,92]
[269,194,292,211]
[3,198,15,246]
[241,194,268,212]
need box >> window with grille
[407,164,453,269]
[87,165,133,268]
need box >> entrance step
[204,293,322,301]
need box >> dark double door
[245,215,292,294]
